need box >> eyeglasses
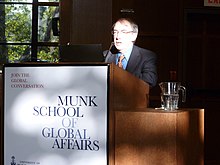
[112,30,134,35]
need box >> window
[0,0,59,64]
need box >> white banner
[204,0,220,7]
[4,64,108,165]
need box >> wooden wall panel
[136,36,179,83]
[133,0,180,34]
[184,0,204,8]
[60,0,72,45]
[185,37,204,88]
[70,0,112,49]
[60,0,112,50]
[183,10,220,165]
[205,37,220,89]
[184,11,220,90]
[0,73,2,163]
[113,0,180,34]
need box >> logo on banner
[11,156,16,165]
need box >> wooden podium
[108,63,149,109]
[0,63,204,165]
[107,63,150,165]
[106,64,204,165]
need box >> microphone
[104,42,114,58]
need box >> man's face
[113,20,137,53]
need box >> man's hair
[112,18,138,34]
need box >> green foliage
[4,4,31,62]
[38,6,59,42]
[38,46,59,62]
[5,4,31,42]
[0,1,59,63]
[8,45,30,62]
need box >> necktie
[117,54,127,69]
[118,55,124,68]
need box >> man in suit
[105,18,158,87]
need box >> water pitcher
[159,82,186,110]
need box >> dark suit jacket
[105,45,157,87]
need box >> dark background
[59,0,220,164]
